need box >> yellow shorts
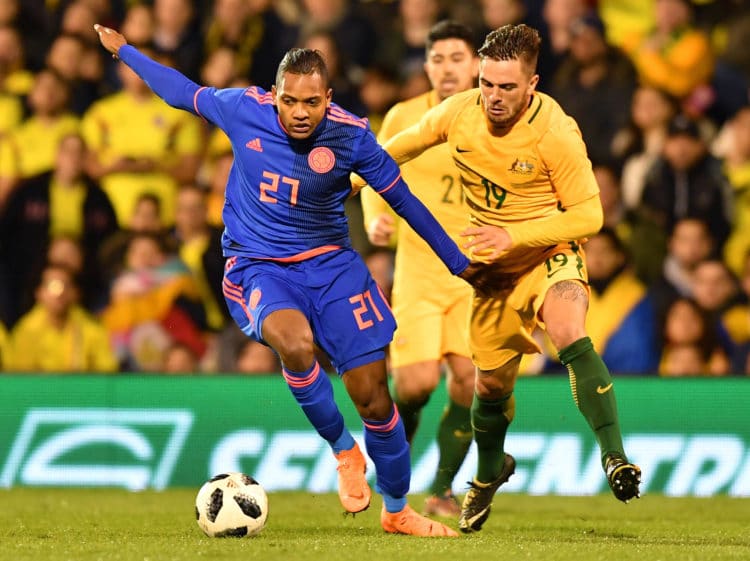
[390,279,472,368]
[470,243,589,370]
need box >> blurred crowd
[0,0,748,376]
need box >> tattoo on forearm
[550,280,588,305]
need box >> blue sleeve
[118,45,247,130]
[118,45,200,113]
[353,130,468,275]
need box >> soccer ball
[195,472,269,537]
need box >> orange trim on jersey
[327,113,367,129]
[282,362,321,388]
[375,174,401,195]
[193,86,207,118]
[245,86,274,104]
[328,106,368,126]
[363,405,400,432]
[258,245,342,263]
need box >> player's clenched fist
[93,24,127,58]
[366,214,396,246]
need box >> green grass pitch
[1,489,748,561]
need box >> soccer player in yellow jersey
[360,21,478,518]
[379,24,642,532]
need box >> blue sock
[363,405,410,513]
[283,361,352,452]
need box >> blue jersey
[192,86,397,259]
[118,45,469,275]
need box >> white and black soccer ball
[195,472,268,537]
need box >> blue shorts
[222,249,396,374]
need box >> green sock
[429,399,472,496]
[558,336,625,467]
[394,395,428,444]
[471,393,514,483]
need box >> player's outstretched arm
[93,23,200,114]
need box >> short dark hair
[478,24,541,74]
[426,20,476,55]
[275,48,329,88]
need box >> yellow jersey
[0,113,80,180]
[81,91,203,226]
[361,90,469,286]
[8,305,118,373]
[385,89,601,267]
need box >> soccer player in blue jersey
[95,23,484,537]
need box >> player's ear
[471,55,480,80]
[271,84,277,103]
[325,88,332,106]
[528,73,539,93]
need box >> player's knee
[546,323,586,351]
[270,329,315,366]
[355,391,393,420]
[474,357,519,399]
[448,378,474,408]
[394,379,435,404]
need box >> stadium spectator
[200,46,240,90]
[45,32,104,115]
[0,132,118,327]
[659,297,729,376]
[621,0,714,105]
[356,64,401,136]
[6,263,117,372]
[612,85,679,210]
[101,231,207,372]
[203,0,267,85]
[0,24,33,96]
[120,2,154,48]
[646,217,715,327]
[152,0,202,82]
[660,342,709,376]
[95,25,478,536]
[0,67,79,204]
[235,338,281,374]
[537,0,588,89]
[549,11,637,166]
[81,45,203,226]
[299,0,378,72]
[171,184,226,333]
[374,0,443,89]
[692,258,740,316]
[163,341,200,373]
[631,113,732,282]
